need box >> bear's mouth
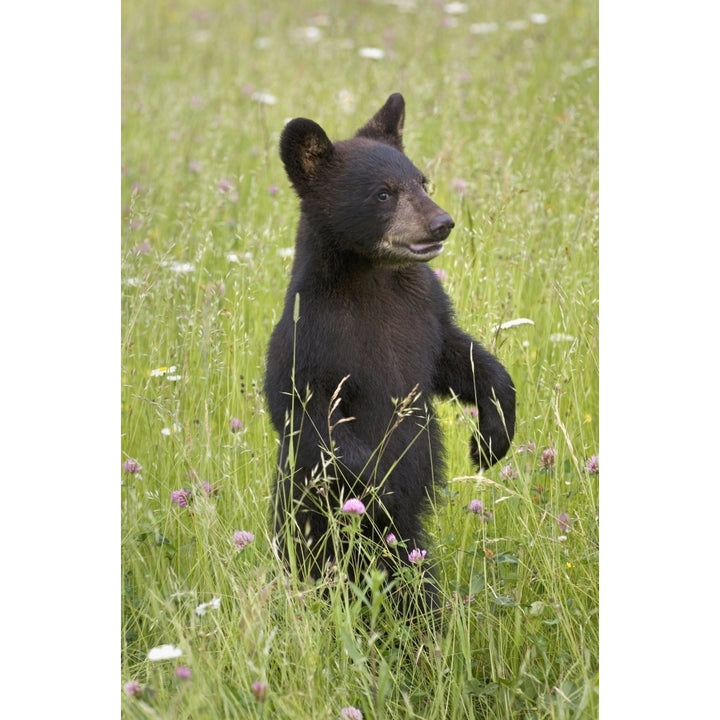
[408,241,444,258]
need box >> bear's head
[280,93,454,264]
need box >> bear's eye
[377,190,390,202]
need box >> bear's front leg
[434,326,516,468]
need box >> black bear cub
[265,93,515,613]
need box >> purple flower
[586,454,599,474]
[268,184,279,196]
[252,680,268,703]
[122,459,142,474]
[434,268,448,282]
[540,448,556,469]
[230,417,243,433]
[518,441,536,454]
[171,489,191,508]
[468,499,484,515]
[202,481,219,496]
[451,177,468,196]
[218,178,234,193]
[342,498,366,515]
[499,464,518,481]
[385,532,398,547]
[124,680,142,697]
[408,548,427,564]
[175,665,192,680]
[233,530,255,549]
[557,512,571,533]
[188,159,202,173]
[340,708,363,720]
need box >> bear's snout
[429,212,454,241]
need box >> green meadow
[121,1,598,718]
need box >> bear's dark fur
[265,93,515,611]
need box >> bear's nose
[429,212,455,241]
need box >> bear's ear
[279,118,335,196]
[355,93,405,152]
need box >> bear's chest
[303,272,443,394]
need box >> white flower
[359,47,385,60]
[195,597,222,616]
[277,247,295,259]
[147,644,183,661]
[443,2,468,14]
[493,318,535,332]
[338,89,356,114]
[150,365,177,377]
[530,13,549,25]
[160,261,195,274]
[549,333,576,343]
[161,423,182,436]
[251,91,277,105]
[470,22,498,35]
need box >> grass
[121,1,598,717]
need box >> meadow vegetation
[121,1,598,717]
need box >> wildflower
[385,532,398,547]
[268,184,279,196]
[359,47,385,60]
[188,160,202,173]
[586,455,599,474]
[189,95,203,107]
[341,708,363,720]
[278,247,295,259]
[218,178,234,193]
[518,441,536,454]
[151,365,177,377]
[540,448,556,469]
[202,481,219,496]
[451,177,468,196]
[557,512,571,533]
[122,459,142,474]
[233,530,255,549]
[230,417,243,433]
[506,19,529,31]
[161,423,182,436]
[492,317,535,332]
[434,268,447,282]
[124,680,142,697]
[466,407,478,418]
[444,2,468,14]
[338,89,356,114]
[470,22,499,35]
[195,597,221,616]
[175,665,192,679]
[251,91,277,105]
[342,498,366,515]
[161,261,195,274]
[530,13,549,24]
[171,489,191,508]
[147,644,183,661]
[468,499,484,515]
[499,464,518,481]
[549,332,575,343]
[252,680,268,703]
[408,548,427,564]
